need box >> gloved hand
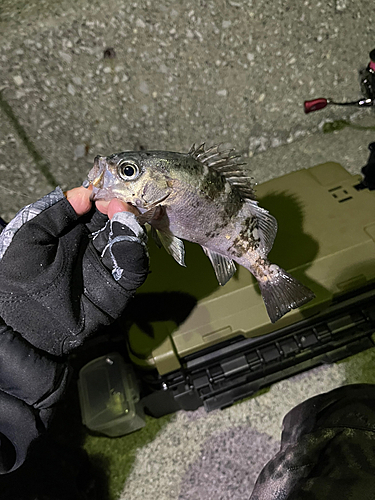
[0,185,149,473]
[0,185,148,356]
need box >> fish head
[88,151,179,210]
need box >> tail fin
[257,267,315,323]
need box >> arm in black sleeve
[0,318,69,474]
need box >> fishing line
[0,184,32,200]
[0,92,58,188]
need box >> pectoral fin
[201,246,236,286]
[151,226,162,248]
[155,228,186,267]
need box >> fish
[87,144,315,322]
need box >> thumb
[65,186,93,216]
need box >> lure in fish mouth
[86,144,315,323]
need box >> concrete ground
[1,1,375,499]
[1,0,375,218]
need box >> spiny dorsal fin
[188,143,256,202]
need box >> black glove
[0,187,149,473]
[0,187,148,356]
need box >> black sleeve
[0,189,149,356]
[250,385,375,500]
[0,318,69,474]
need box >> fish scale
[86,144,315,322]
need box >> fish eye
[117,161,140,181]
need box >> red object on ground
[304,98,328,113]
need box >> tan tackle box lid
[126,162,375,375]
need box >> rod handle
[304,98,328,114]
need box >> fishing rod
[304,48,375,114]
[304,97,373,114]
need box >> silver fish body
[87,144,315,322]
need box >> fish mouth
[89,187,112,202]
[87,156,107,189]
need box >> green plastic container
[78,353,145,437]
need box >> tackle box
[122,161,375,416]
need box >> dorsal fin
[188,143,256,201]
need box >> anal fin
[202,246,236,286]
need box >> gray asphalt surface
[1,1,375,499]
[1,0,375,219]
